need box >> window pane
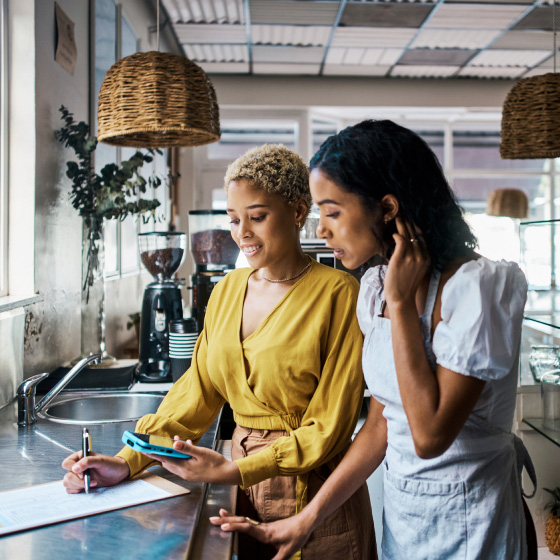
[154,149,169,225]
[520,221,554,289]
[453,130,548,171]
[104,219,119,277]
[121,216,139,272]
[96,0,117,275]
[94,0,116,132]
[452,176,549,220]
[207,121,297,160]
[121,15,136,58]
[0,0,6,295]
[312,119,337,156]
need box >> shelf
[524,316,560,331]
[523,418,560,448]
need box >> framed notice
[55,3,77,75]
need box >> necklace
[262,259,312,283]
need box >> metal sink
[37,392,165,424]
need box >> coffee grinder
[137,232,186,382]
[188,211,240,332]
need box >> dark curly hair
[309,120,477,271]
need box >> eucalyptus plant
[55,105,175,301]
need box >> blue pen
[82,427,91,494]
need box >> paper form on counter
[0,473,190,536]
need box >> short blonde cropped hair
[224,144,312,216]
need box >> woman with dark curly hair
[212,121,536,559]
[61,144,376,560]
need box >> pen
[82,427,91,494]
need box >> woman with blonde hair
[62,144,376,559]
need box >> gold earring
[384,216,390,224]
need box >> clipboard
[0,472,190,536]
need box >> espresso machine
[137,231,186,382]
[188,210,240,332]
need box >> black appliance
[188,210,240,332]
[137,231,186,382]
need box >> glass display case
[520,219,560,386]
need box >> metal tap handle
[17,373,50,426]
[34,353,102,414]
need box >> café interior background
[1,0,560,547]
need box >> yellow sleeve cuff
[235,446,280,489]
[115,414,201,478]
[116,445,157,479]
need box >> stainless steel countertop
[0,393,234,560]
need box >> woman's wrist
[299,499,323,533]
[224,460,242,485]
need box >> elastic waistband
[233,411,303,431]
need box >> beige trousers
[232,425,377,560]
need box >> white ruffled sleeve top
[358,257,528,461]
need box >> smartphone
[122,430,192,459]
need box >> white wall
[210,74,513,110]
[1,0,178,393]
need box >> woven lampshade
[500,73,560,159]
[97,51,220,148]
[486,188,529,219]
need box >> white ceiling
[161,0,560,80]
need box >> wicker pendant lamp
[486,188,529,219]
[97,2,220,148]
[500,3,560,159]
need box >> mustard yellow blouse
[117,260,365,490]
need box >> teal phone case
[122,430,192,459]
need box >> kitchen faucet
[17,353,102,426]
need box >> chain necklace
[261,259,312,283]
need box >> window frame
[0,0,8,297]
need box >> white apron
[362,268,536,560]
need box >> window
[0,0,7,296]
[93,0,169,279]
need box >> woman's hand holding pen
[209,508,314,560]
[384,216,430,311]
[144,437,242,485]
[61,452,130,494]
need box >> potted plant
[544,487,560,555]
[55,105,176,364]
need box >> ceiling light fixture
[500,1,560,159]
[97,0,220,148]
[486,188,529,219]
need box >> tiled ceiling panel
[458,66,527,78]
[326,47,402,66]
[323,64,391,76]
[468,49,551,67]
[251,25,332,46]
[513,6,560,31]
[445,0,532,3]
[174,23,246,44]
[252,63,322,74]
[339,3,433,28]
[250,1,339,26]
[161,0,560,80]
[425,4,528,29]
[490,30,556,50]
[411,29,501,49]
[398,48,476,66]
[391,65,460,77]
[332,27,417,48]
[199,62,250,73]
[162,0,244,24]
[183,43,248,62]
[252,46,325,64]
